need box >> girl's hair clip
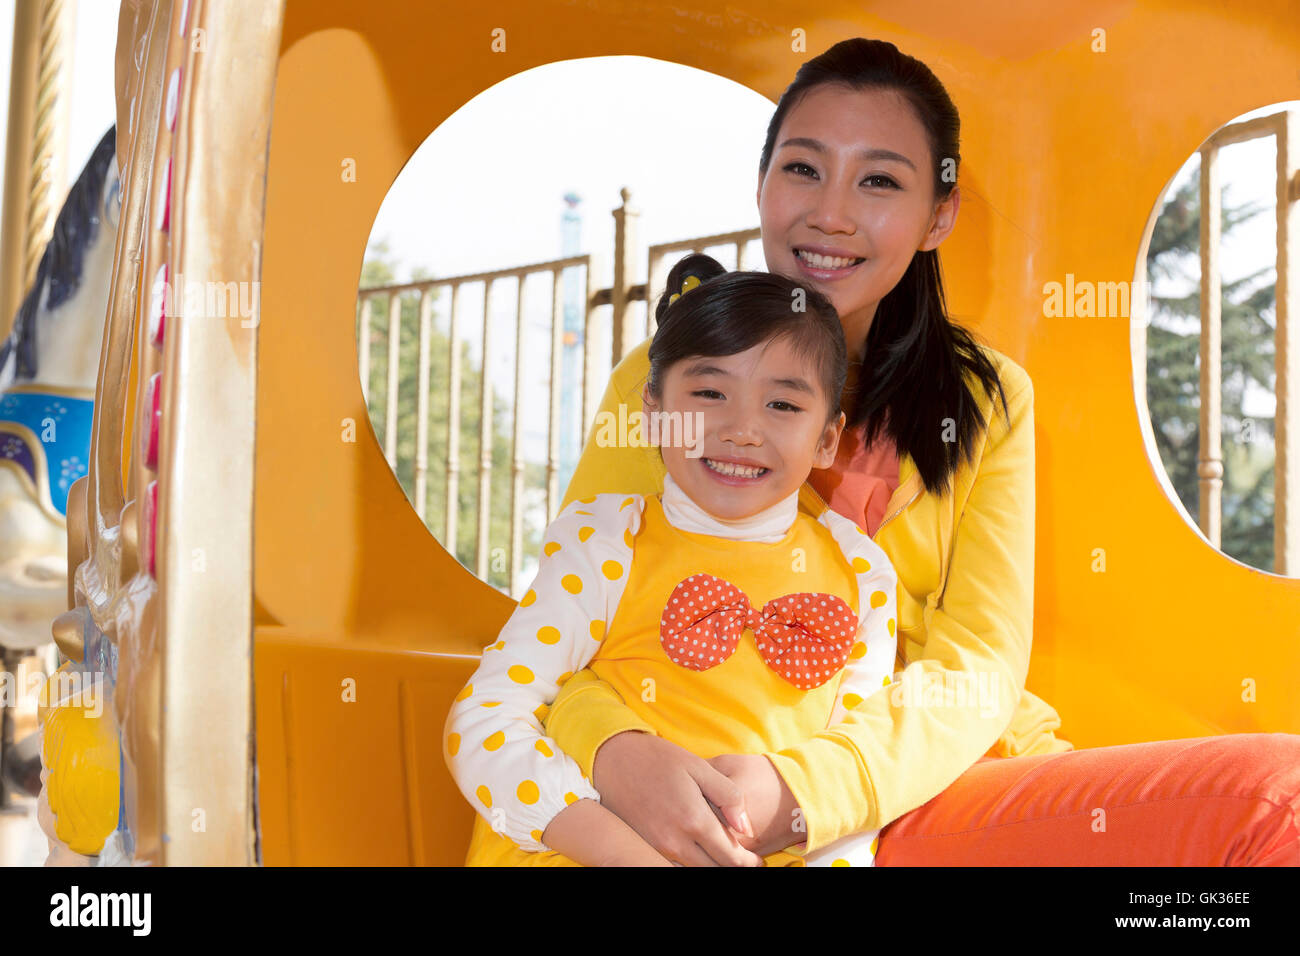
[667,273,703,306]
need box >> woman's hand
[706,754,805,857]
[592,732,765,866]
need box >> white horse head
[0,126,118,650]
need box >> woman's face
[643,338,845,521]
[757,84,959,361]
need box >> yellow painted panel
[254,0,1300,864]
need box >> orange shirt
[809,424,901,537]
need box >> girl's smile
[699,455,771,484]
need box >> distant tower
[559,192,584,493]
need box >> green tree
[1144,173,1276,570]
[358,241,546,592]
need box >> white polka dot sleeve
[820,509,899,725]
[796,509,899,867]
[442,494,644,853]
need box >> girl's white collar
[660,469,798,543]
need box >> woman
[542,37,1300,865]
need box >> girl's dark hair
[646,253,846,425]
[758,37,1009,496]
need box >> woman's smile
[792,246,868,280]
[758,84,947,354]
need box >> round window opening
[355,57,774,596]
[1136,101,1300,576]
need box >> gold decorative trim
[0,419,68,523]
[153,0,285,866]
[80,0,174,866]
[3,383,97,399]
[0,456,41,503]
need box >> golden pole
[0,2,40,341]
[24,0,76,288]
[0,0,75,343]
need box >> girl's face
[757,84,959,361]
[643,337,845,521]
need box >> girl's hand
[706,753,805,857]
[592,732,765,867]
[542,798,675,867]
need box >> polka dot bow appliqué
[659,572,858,689]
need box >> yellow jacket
[547,336,1074,852]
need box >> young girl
[444,253,899,866]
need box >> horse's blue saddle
[0,387,93,518]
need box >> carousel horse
[0,126,118,819]
[0,125,118,650]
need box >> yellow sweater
[547,337,1074,852]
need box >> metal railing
[357,186,760,595]
[1192,109,1299,573]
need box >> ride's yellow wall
[254,0,1300,864]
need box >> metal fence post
[611,187,640,365]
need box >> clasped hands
[589,730,803,867]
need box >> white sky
[368,53,776,402]
[370,56,774,284]
[366,56,779,479]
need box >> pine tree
[1144,172,1276,570]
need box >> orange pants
[874,733,1300,865]
[873,733,1300,868]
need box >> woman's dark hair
[758,37,1009,496]
[646,253,846,425]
